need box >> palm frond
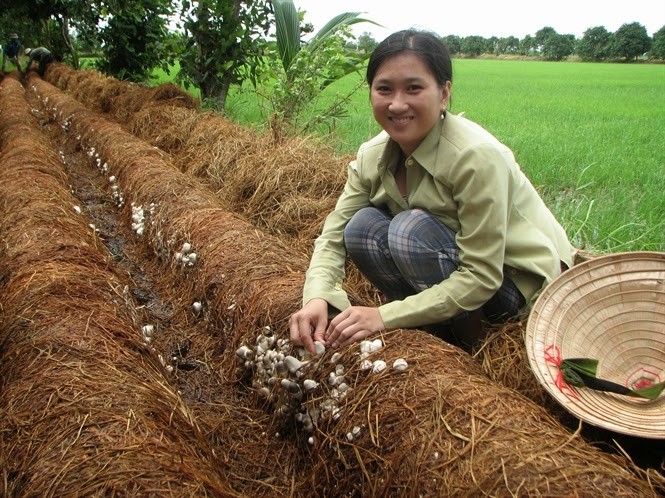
[273,0,301,71]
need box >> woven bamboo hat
[526,251,665,439]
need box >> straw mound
[45,63,199,117]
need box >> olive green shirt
[303,112,575,328]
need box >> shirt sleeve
[302,158,371,312]
[379,142,512,328]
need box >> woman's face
[370,52,451,156]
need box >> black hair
[366,29,453,88]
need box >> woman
[289,29,575,355]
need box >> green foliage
[460,35,485,56]
[176,0,272,111]
[542,33,575,60]
[534,26,557,51]
[497,36,520,54]
[39,18,68,61]
[577,26,612,61]
[651,25,665,59]
[357,31,378,54]
[443,35,462,55]
[259,0,374,138]
[520,35,536,55]
[610,22,651,60]
[260,28,366,137]
[96,0,174,82]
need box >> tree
[650,25,665,60]
[519,34,536,56]
[611,22,651,60]
[534,26,557,53]
[460,35,485,56]
[442,35,462,55]
[542,33,575,60]
[0,0,91,68]
[96,0,174,82]
[497,36,520,55]
[357,32,378,54]
[177,0,272,111]
[576,26,612,61]
[486,36,499,55]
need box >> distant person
[2,33,21,72]
[24,47,54,77]
[289,29,575,355]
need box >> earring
[440,109,445,120]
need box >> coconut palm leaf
[273,0,300,71]
[308,12,376,53]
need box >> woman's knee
[344,207,389,240]
[388,210,457,254]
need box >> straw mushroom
[392,358,408,371]
[372,360,387,374]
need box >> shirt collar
[377,116,444,174]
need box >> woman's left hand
[325,306,385,348]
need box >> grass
[157,59,665,253]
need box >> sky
[295,0,664,41]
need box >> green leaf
[308,12,377,53]
[561,358,664,400]
[561,358,599,377]
[273,0,300,71]
[631,381,665,400]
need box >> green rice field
[220,59,665,254]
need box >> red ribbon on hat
[544,344,580,401]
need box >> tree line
[440,24,662,61]
[1,0,663,134]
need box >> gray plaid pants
[344,207,525,323]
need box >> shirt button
[334,282,342,291]
[406,159,414,166]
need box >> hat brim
[526,251,665,439]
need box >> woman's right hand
[288,298,329,356]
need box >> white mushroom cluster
[236,332,409,445]
[174,241,198,268]
[130,203,145,236]
[236,328,337,441]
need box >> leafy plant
[177,0,272,112]
[96,0,174,82]
[258,0,376,139]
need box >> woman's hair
[366,29,453,88]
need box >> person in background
[24,46,54,77]
[289,29,575,355]
[2,33,21,72]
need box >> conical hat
[526,251,665,439]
